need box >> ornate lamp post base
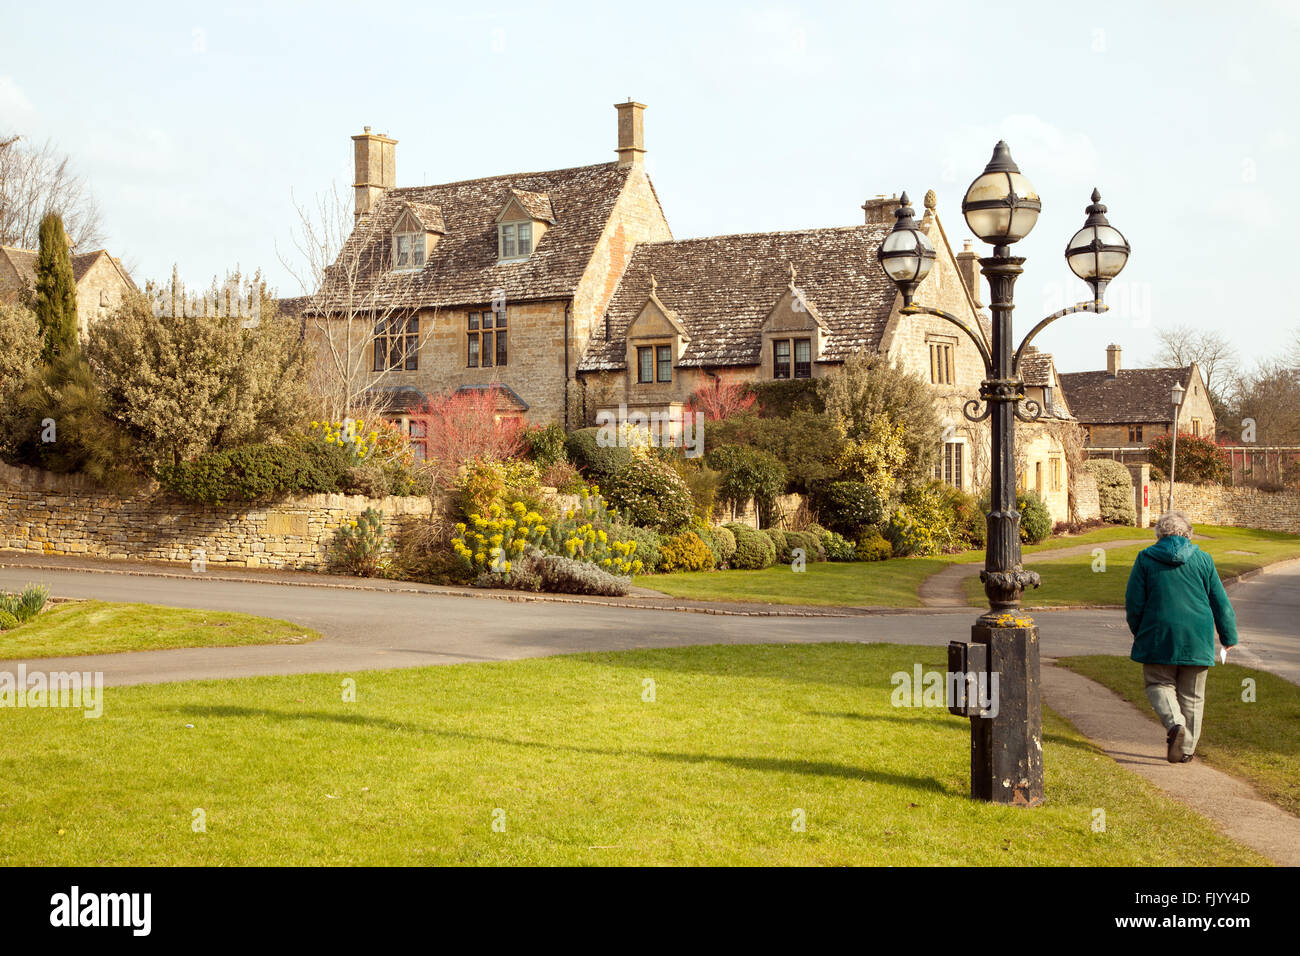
[969,621,1044,806]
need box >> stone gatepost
[1126,462,1151,527]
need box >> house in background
[306,100,1076,519]
[0,245,137,335]
[1016,345,1075,521]
[1059,344,1216,465]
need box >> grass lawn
[0,600,321,659]
[637,526,1159,607]
[963,525,1300,606]
[0,643,1265,865]
[1058,656,1300,817]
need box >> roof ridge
[634,224,887,248]
[391,161,620,193]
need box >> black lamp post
[878,142,1131,805]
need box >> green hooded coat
[1125,535,1238,666]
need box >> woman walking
[1124,511,1239,763]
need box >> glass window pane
[638,347,653,383]
[483,311,493,329]
[468,334,479,367]
[468,312,479,330]
[482,331,493,367]
[412,237,424,267]
[495,308,507,328]
[502,224,515,258]
[656,345,671,382]
[496,330,507,367]
[518,222,532,256]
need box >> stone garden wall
[0,462,431,570]
[1148,479,1300,533]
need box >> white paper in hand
[1220,647,1228,664]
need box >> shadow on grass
[174,704,958,795]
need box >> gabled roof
[1058,365,1193,424]
[502,188,556,224]
[579,224,895,371]
[1019,345,1054,387]
[397,201,446,234]
[455,383,529,412]
[317,162,633,312]
[0,245,137,292]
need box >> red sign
[1143,484,1149,507]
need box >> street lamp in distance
[1168,381,1186,510]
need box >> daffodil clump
[451,501,549,574]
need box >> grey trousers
[1143,664,1209,756]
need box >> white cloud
[0,75,36,128]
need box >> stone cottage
[0,245,137,336]
[1059,345,1216,462]
[306,100,1074,516]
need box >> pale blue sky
[2,0,1297,372]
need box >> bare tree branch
[0,133,105,250]
[1152,324,1238,409]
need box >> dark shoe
[1167,725,1187,763]
[1180,753,1195,763]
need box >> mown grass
[638,526,1164,607]
[0,600,320,659]
[964,525,1300,606]
[0,643,1266,865]
[1058,656,1300,816]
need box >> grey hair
[1154,511,1193,539]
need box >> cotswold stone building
[1059,345,1216,459]
[0,245,136,335]
[309,100,1075,517]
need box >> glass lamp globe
[1066,188,1131,303]
[962,141,1041,244]
[876,192,936,306]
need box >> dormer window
[498,221,533,260]
[390,203,443,273]
[393,230,425,271]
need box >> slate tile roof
[400,201,446,234]
[578,224,896,371]
[315,162,633,313]
[1019,345,1054,386]
[506,188,556,224]
[1058,366,1193,424]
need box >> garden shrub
[709,524,737,565]
[725,523,776,570]
[159,442,351,503]
[763,527,792,563]
[0,610,17,631]
[1147,432,1230,485]
[691,524,723,568]
[541,460,584,494]
[672,460,722,522]
[606,456,693,533]
[565,427,633,486]
[451,501,550,575]
[706,445,787,523]
[535,554,631,596]
[785,529,825,562]
[822,530,857,562]
[1084,460,1136,525]
[328,508,386,577]
[885,482,959,557]
[617,524,663,572]
[855,530,893,562]
[1019,490,1053,544]
[525,423,568,469]
[658,531,715,573]
[814,480,889,539]
[343,462,391,498]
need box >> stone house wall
[0,463,430,570]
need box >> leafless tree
[278,183,433,422]
[1151,324,1238,410]
[0,134,105,251]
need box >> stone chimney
[956,239,982,308]
[1106,343,1122,377]
[615,100,646,168]
[861,195,900,226]
[352,126,397,222]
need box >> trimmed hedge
[1019,490,1052,544]
[1084,459,1136,525]
[565,427,633,487]
[659,531,715,573]
[606,456,693,532]
[724,523,776,570]
[855,530,893,561]
[762,527,792,563]
[814,480,888,538]
[785,529,825,562]
[158,442,351,504]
